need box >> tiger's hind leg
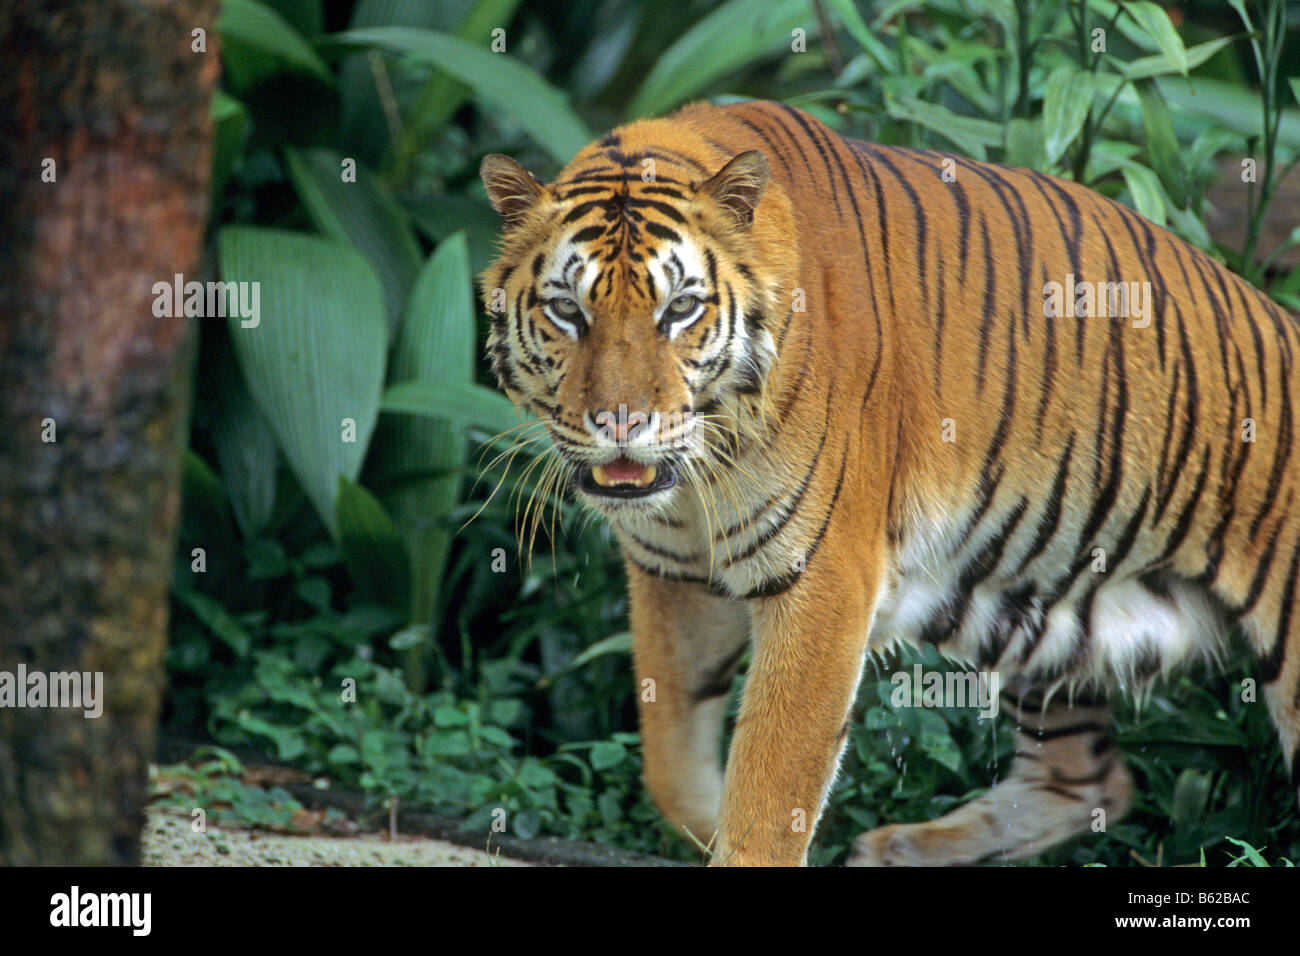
[845,694,1132,866]
[1250,605,1300,810]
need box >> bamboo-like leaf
[1004,118,1046,171]
[1121,36,1236,83]
[1121,1,1188,75]
[1157,76,1300,149]
[824,0,898,74]
[1042,63,1095,167]
[331,26,591,163]
[218,226,388,537]
[284,146,422,332]
[1120,163,1168,226]
[405,0,524,144]
[1090,0,1188,75]
[1136,78,1187,208]
[628,0,815,119]
[884,95,1003,160]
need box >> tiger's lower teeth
[592,464,657,487]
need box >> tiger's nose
[586,406,659,445]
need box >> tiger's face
[479,147,777,512]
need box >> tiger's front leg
[712,556,878,866]
[628,564,751,850]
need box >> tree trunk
[0,0,217,865]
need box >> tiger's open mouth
[578,456,678,498]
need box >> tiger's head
[478,125,796,515]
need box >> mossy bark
[0,0,217,865]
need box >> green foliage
[173,0,1300,864]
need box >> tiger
[477,98,1300,866]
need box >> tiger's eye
[551,297,580,317]
[668,294,698,315]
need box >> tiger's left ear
[481,154,546,229]
[700,150,770,230]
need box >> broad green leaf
[1290,78,1300,110]
[205,331,279,537]
[284,146,422,332]
[381,380,525,436]
[1136,78,1187,208]
[331,27,591,163]
[590,741,627,771]
[628,0,815,118]
[219,0,334,84]
[218,226,388,537]
[375,233,477,626]
[1042,63,1095,167]
[336,475,412,617]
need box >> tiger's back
[480,99,1300,865]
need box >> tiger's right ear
[700,150,770,230]
[481,154,546,229]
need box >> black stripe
[1156,444,1211,564]
[1234,518,1284,616]
[1153,306,1200,523]
[1259,545,1300,683]
[741,444,849,600]
[975,212,997,393]
[569,224,606,244]
[1250,358,1293,538]
[1013,433,1075,575]
[644,221,680,243]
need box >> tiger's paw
[845,824,937,866]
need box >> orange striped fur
[479,99,1300,866]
